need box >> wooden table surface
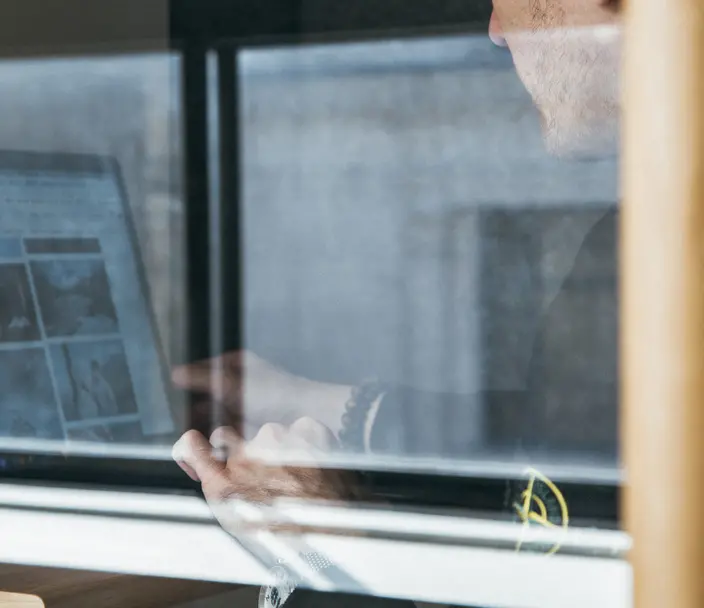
[0,565,242,608]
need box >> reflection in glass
[238,36,619,475]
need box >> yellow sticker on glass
[514,467,569,555]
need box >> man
[489,0,621,159]
[172,0,622,602]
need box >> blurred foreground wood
[622,0,704,605]
[0,592,44,606]
[0,565,240,608]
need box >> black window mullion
[181,45,211,366]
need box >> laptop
[0,151,180,461]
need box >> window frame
[0,5,630,603]
[0,482,631,608]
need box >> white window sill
[0,483,632,608]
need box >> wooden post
[622,0,704,606]
[0,592,43,607]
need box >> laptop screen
[0,152,176,457]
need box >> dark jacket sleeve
[370,210,618,459]
[369,385,528,458]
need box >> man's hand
[172,351,352,438]
[172,418,358,509]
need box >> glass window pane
[0,2,632,605]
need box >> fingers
[173,419,341,505]
[174,419,333,471]
[209,426,243,461]
[244,419,336,463]
[254,422,287,445]
[172,430,227,489]
[243,422,287,460]
[289,417,338,450]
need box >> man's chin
[541,113,620,161]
